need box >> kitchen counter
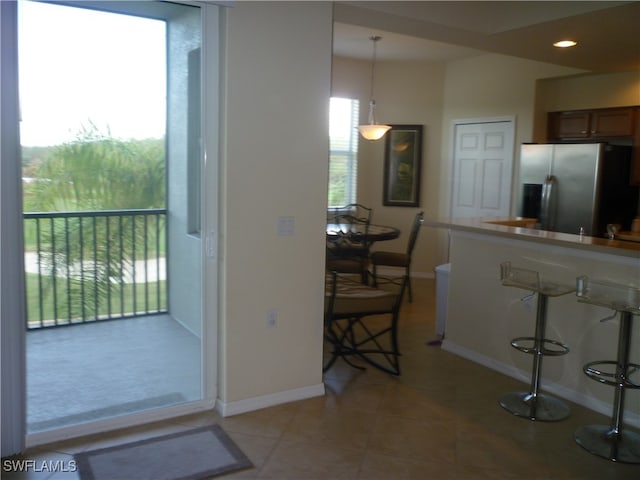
[424,216,640,427]
[423,216,640,258]
[618,231,640,243]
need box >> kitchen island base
[433,226,640,429]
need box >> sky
[19,1,166,147]
[329,97,359,148]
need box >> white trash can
[435,263,451,337]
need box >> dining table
[325,223,401,244]
[325,223,401,283]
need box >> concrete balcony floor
[27,314,201,432]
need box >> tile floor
[5,278,640,479]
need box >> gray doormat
[74,425,253,480]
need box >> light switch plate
[277,216,295,236]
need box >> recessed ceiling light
[553,40,577,48]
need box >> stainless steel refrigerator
[517,143,639,237]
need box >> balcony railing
[24,209,167,329]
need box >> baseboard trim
[215,383,325,417]
[441,339,640,429]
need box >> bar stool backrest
[576,275,640,315]
[501,261,575,297]
[500,261,540,291]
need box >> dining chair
[323,269,408,375]
[370,211,424,302]
[327,203,372,225]
[341,203,372,225]
[326,204,373,283]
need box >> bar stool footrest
[584,360,640,388]
[575,425,640,463]
[499,391,570,422]
[510,336,570,356]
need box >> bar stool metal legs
[499,292,571,421]
[499,262,572,422]
[574,310,640,463]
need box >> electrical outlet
[266,309,277,328]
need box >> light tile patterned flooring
[5,278,640,479]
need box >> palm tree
[25,124,166,322]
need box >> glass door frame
[1,0,220,451]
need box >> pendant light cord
[368,35,381,124]
[358,35,390,139]
[369,35,380,100]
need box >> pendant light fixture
[358,35,391,141]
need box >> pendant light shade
[358,123,391,141]
[358,36,390,141]
[358,100,391,140]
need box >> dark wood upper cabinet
[548,107,636,140]
[547,106,640,185]
[547,110,591,139]
[632,107,640,185]
[591,108,636,137]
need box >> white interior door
[450,119,515,218]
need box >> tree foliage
[23,124,167,323]
[29,123,165,212]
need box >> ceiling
[332,1,640,73]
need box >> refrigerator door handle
[540,175,557,231]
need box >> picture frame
[383,124,423,207]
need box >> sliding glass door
[18,0,210,437]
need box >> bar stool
[574,276,640,463]
[499,261,574,421]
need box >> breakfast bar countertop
[422,216,640,258]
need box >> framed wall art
[383,124,423,207]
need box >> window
[328,97,359,208]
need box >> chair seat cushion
[327,243,369,259]
[371,251,410,267]
[326,258,366,274]
[325,275,397,314]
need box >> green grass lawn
[25,273,167,327]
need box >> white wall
[369,61,447,276]
[218,2,332,410]
[538,71,640,112]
